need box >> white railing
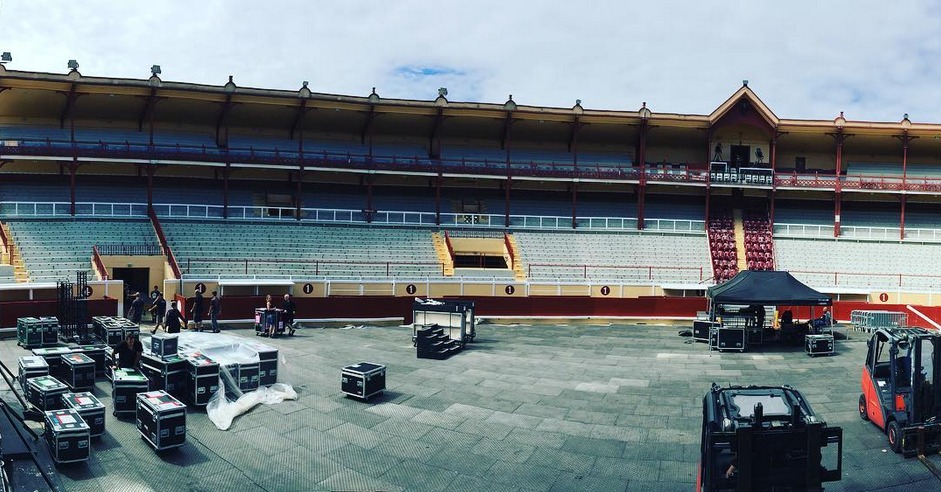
[0,201,707,233]
[902,227,941,242]
[774,223,835,238]
[0,201,150,217]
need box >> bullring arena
[1,62,941,490]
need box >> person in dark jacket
[282,294,297,336]
[190,289,205,332]
[114,333,143,369]
[209,291,222,333]
[149,285,161,322]
[149,293,167,334]
[166,300,186,334]
[129,293,145,324]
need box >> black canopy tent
[707,270,831,307]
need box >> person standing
[282,294,297,336]
[113,333,143,369]
[190,289,205,332]
[129,293,145,325]
[149,293,167,334]
[149,285,161,323]
[209,291,222,333]
[165,300,186,334]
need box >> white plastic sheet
[141,332,297,430]
[206,382,297,431]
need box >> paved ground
[1,321,939,491]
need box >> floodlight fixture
[0,52,11,64]
[67,59,79,70]
[151,65,161,76]
[438,87,448,97]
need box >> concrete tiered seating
[514,231,711,284]
[6,219,157,282]
[776,238,941,290]
[162,221,442,279]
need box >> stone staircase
[432,232,454,276]
[1,222,29,282]
[505,233,526,281]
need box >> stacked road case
[341,362,386,400]
[71,344,107,376]
[17,316,59,348]
[44,409,91,464]
[31,347,73,375]
[112,368,149,416]
[26,376,69,412]
[16,317,44,348]
[140,353,188,401]
[184,352,219,406]
[136,390,187,451]
[92,316,139,346]
[62,392,106,438]
[17,356,49,394]
[58,353,96,391]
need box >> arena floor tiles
[1,321,939,491]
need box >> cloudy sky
[1,1,940,122]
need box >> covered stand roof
[707,270,831,306]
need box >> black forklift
[698,383,843,491]
[859,327,941,456]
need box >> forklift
[698,383,843,491]
[859,327,941,456]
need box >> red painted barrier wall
[6,296,940,330]
[1,298,118,327]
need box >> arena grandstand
[2,63,941,327]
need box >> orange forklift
[859,327,941,456]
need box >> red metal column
[435,175,442,226]
[296,127,304,221]
[834,193,842,237]
[223,163,230,219]
[704,186,711,228]
[902,136,909,189]
[146,165,154,212]
[69,161,77,216]
[900,195,906,240]
[571,182,578,229]
[504,177,511,228]
[637,116,649,230]
[833,127,845,237]
[770,131,778,173]
[769,190,775,225]
[365,177,374,224]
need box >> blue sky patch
[394,66,464,78]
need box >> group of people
[261,293,297,337]
[113,289,299,370]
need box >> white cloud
[2,0,941,121]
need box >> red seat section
[707,210,738,282]
[743,210,775,272]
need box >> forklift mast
[699,383,842,491]
[862,328,941,455]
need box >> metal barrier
[850,310,908,333]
